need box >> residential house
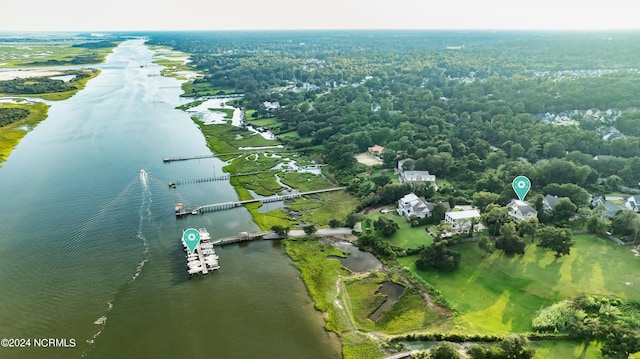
[543,194,561,213]
[445,210,481,232]
[397,193,430,219]
[506,199,538,223]
[591,196,625,218]
[368,144,385,158]
[625,196,640,213]
[400,171,437,188]
[397,193,449,220]
[263,101,280,112]
[396,158,437,189]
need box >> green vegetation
[399,234,640,334]
[208,107,234,119]
[0,102,49,166]
[191,118,278,158]
[0,41,115,68]
[283,238,350,333]
[180,80,236,97]
[152,31,640,358]
[0,69,101,100]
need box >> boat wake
[82,170,154,356]
[130,170,151,284]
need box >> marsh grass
[0,102,49,166]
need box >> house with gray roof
[592,196,625,218]
[397,193,449,220]
[506,199,538,223]
[543,194,561,212]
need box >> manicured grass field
[398,234,640,334]
[364,212,434,249]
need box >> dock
[183,228,220,275]
[163,154,217,163]
[211,231,275,246]
[175,187,347,216]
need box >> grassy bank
[0,102,49,166]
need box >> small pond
[330,241,383,272]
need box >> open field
[398,234,640,334]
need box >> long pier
[175,187,347,216]
[163,154,217,162]
[172,171,260,186]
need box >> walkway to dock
[211,228,354,246]
[176,187,347,216]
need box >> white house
[400,171,437,187]
[506,199,538,223]
[445,210,481,232]
[397,193,450,220]
[397,193,430,219]
[625,196,640,213]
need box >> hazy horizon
[3,0,638,32]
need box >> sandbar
[0,70,64,81]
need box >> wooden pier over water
[172,171,260,186]
[163,154,217,162]
[175,187,347,216]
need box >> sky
[2,0,638,32]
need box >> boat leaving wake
[83,170,153,356]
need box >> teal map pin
[183,228,201,254]
[512,176,531,201]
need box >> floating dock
[182,228,220,275]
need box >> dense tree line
[0,107,30,127]
[0,78,74,94]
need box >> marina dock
[182,228,220,275]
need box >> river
[0,39,340,359]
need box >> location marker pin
[512,176,531,202]
[183,228,201,254]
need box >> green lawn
[364,212,434,249]
[398,234,640,334]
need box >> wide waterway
[0,39,340,359]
